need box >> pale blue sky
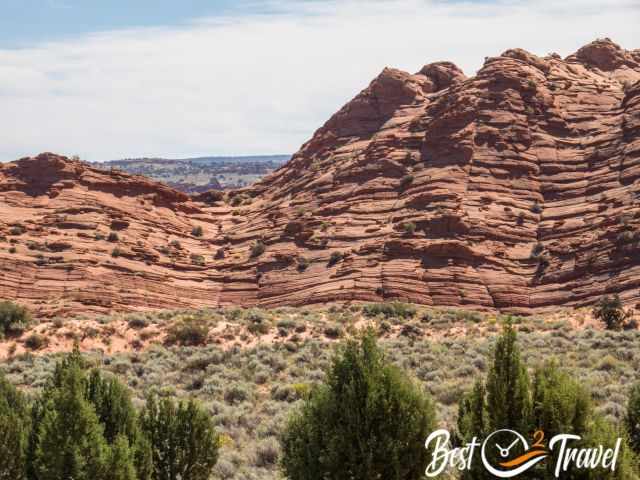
[0,0,637,161]
[1,1,251,46]
[1,0,504,47]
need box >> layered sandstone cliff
[1,38,639,316]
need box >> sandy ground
[0,305,634,360]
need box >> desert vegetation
[1,302,640,478]
[457,322,637,478]
[0,347,218,479]
[281,330,437,480]
[0,300,32,337]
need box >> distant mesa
[93,155,290,192]
[1,38,639,317]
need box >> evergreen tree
[105,435,138,480]
[280,329,437,480]
[140,395,219,480]
[532,363,591,437]
[457,323,639,479]
[32,359,110,480]
[27,348,143,480]
[86,369,152,479]
[456,380,487,479]
[581,417,638,480]
[531,362,592,479]
[0,372,30,479]
[593,295,628,330]
[485,321,532,433]
[627,382,640,453]
[457,379,487,440]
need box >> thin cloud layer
[0,0,637,161]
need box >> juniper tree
[485,321,533,433]
[581,416,638,480]
[105,435,138,480]
[457,322,533,479]
[457,323,640,479]
[280,329,437,480]
[531,362,592,479]
[456,379,488,479]
[0,372,30,479]
[139,395,219,480]
[627,382,640,453]
[31,358,111,480]
[27,348,142,480]
[593,294,627,330]
[86,369,152,479]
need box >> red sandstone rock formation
[1,38,639,316]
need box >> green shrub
[140,395,219,480]
[402,222,416,235]
[190,254,205,266]
[30,352,114,480]
[400,323,422,338]
[24,333,47,350]
[323,325,343,339]
[5,346,221,480]
[111,247,122,258]
[247,310,270,335]
[485,322,531,433]
[127,316,149,330]
[9,225,25,236]
[457,322,638,479]
[531,200,543,214]
[536,252,550,271]
[328,251,343,266]
[250,241,266,258]
[165,317,210,346]
[399,174,414,189]
[253,437,280,467]
[85,369,152,477]
[627,382,640,453]
[107,232,119,242]
[594,294,628,331]
[280,330,437,480]
[362,301,416,319]
[191,226,204,237]
[0,372,30,478]
[0,301,32,336]
[224,383,252,405]
[297,257,310,272]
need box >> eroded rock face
[1,39,640,316]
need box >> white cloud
[0,0,637,161]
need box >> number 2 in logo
[532,430,546,450]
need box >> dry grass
[0,305,638,479]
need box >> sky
[0,0,638,162]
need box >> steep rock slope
[1,38,639,316]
